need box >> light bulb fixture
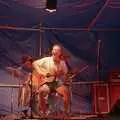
[46,0,57,12]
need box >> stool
[47,92,62,116]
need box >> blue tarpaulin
[0,0,120,114]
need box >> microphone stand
[68,65,89,114]
[96,40,102,117]
[96,40,101,86]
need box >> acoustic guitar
[31,70,56,87]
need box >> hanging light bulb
[46,0,57,12]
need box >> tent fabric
[0,0,120,115]
[0,0,119,29]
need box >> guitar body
[31,70,55,88]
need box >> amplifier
[92,84,110,113]
[110,72,120,82]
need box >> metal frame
[0,80,118,115]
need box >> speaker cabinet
[92,80,120,114]
[110,81,120,109]
[92,83,110,114]
[110,99,120,115]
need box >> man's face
[52,45,61,57]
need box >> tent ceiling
[0,0,120,31]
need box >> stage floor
[1,114,120,120]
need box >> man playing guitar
[32,44,70,115]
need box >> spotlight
[46,0,57,12]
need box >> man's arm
[61,61,69,81]
[62,61,68,74]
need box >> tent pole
[88,0,110,31]
[39,23,43,57]
[96,40,102,116]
